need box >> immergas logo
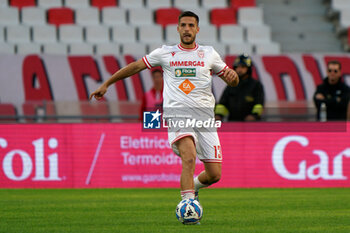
[272,135,350,180]
[0,137,62,181]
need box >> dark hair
[327,60,341,70]
[178,11,199,25]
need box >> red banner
[0,123,349,188]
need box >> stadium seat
[138,25,163,43]
[59,25,84,43]
[210,8,237,26]
[85,25,110,43]
[148,43,163,53]
[121,43,147,55]
[202,0,227,9]
[165,25,179,44]
[69,43,94,54]
[340,10,350,28]
[146,0,171,9]
[188,8,210,25]
[173,0,199,9]
[246,25,271,44]
[95,43,120,55]
[128,8,153,26]
[0,43,15,54]
[0,8,19,26]
[21,7,46,26]
[33,25,57,43]
[111,25,136,43]
[227,43,253,54]
[102,7,127,26]
[10,0,36,9]
[6,25,31,43]
[118,0,144,8]
[331,0,350,11]
[195,25,217,44]
[16,43,42,54]
[255,42,281,55]
[0,103,17,122]
[238,7,264,26]
[156,8,182,27]
[220,25,244,44]
[42,43,68,54]
[231,0,256,9]
[64,0,89,9]
[91,0,117,9]
[38,0,63,9]
[22,101,56,123]
[48,8,74,26]
[213,44,227,56]
[75,8,100,26]
[0,0,8,7]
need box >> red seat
[48,8,74,26]
[91,0,117,9]
[22,101,56,122]
[211,8,236,26]
[231,0,256,9]
[0,104,17,122]
[10,0,36,9]
[156,8,182,27]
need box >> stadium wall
[1,54,350,113]
[0,123,349,188]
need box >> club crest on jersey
[197,50,205,59]
[171,52,176,57]
[175,68,196,77]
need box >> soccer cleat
[194,191,199,201]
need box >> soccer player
[89,11,238,201]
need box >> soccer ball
[175,199,203,225]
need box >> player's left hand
[223,68,239,87]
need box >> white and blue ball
[175,199,203,225]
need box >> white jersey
[142,43,228,110]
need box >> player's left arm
[220,68,239,87]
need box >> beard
[180,35,196,45]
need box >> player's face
[177,17,199,46]
[327,63,341,85]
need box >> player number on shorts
[214,145,222,159]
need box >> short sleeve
[210,48,228,77]
[142,47,163,69]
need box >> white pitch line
[85,133,105,185]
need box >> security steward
[215,54,265,121]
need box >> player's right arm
[89,59,147,100]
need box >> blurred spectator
[313,60,350,121]
[215,54,264,121]
[140,67,163,116]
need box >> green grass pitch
[1,188,350,233]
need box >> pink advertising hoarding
[0,123,349,188]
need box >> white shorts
[168,125,222,163]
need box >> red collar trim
[178,43,198,51]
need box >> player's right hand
[89,85,107,100]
